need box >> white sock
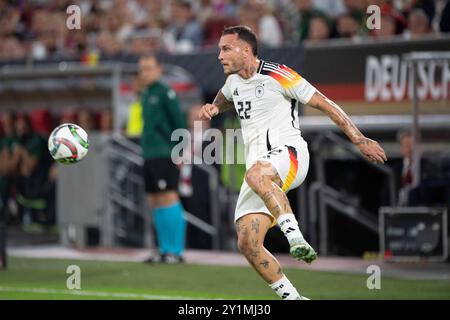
[269,275,301,300]
[277,213,305,246]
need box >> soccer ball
[48,123,89,164]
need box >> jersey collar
[237,60,265,82]
[257,59,265,74]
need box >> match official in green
[139,55,187,264]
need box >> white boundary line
[0,286,223,300]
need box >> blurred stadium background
[0,0,449,299]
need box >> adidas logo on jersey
[233,88,239,96]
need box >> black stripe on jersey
[266,128,272,151]
[290,99,301,132]
[260,61,298,84]
[257,60,264,73]
[259,60,275,75]
[286,145,298,158]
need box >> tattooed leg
[245,161,317,264]
[245,161,292,220]
[236,213,284,284]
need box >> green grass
[0,257,449,300]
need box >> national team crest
[255,85,264,98]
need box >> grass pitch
[0,257,449,300]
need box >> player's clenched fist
[198,104,219,120]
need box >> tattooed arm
[198,91,233,120]
[213,90,234,113]
[307,91,387,164]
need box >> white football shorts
[234,140,310,225]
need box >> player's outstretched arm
[307,91,387,164]
[198,91,233,120]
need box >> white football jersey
[221,60,317,167]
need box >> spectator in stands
[237,3,260,40]
[139,55,187,264]
[376,1,408,36]
[336,13,360,39]
[249,0,283,48]
[148,9,175,50]
[96,31,123,58]
[0,36,26,60]
[403,8,432,38]
[306,16,332,42]
[371,14,398,38]
[0,0,448,60]
[0,6,21,38]
[314,0,346,18]
[165,0,203,53]
[127,0,152,29]
[0,112,17,221]
[84,8,104,34]
[103,1,134,45]
[265,0,300,43]
[397,0,435,27]
[77,109,96,131]
[64,28,88,59]
[128,29,163,56]
[293,0,329,41]
[0,113,16,173]
[99,109,113,133]
[29,9,67,60]
[202,16,239,48]
[396,128,417,206]
[60,109,77,124]
[144,0,171,27]
[197,0,239,23]
[29,109,53,137]
[10,113,53,229]
[342,0,367,22]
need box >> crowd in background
[0,109,112,230]
[0,0,449,61]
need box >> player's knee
[245,166,262,192]
[237,234,253,255]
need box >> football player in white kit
[198,26,387,300]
